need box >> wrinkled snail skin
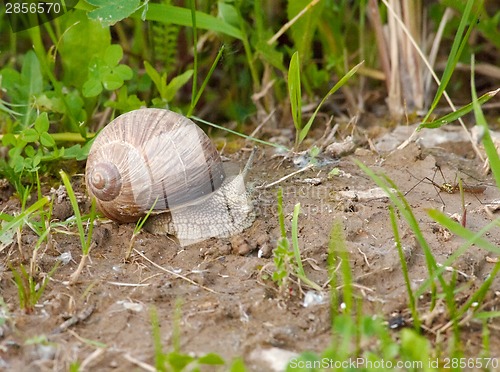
[85,108,255,245]
[144,172,255,246]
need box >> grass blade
[355,160,445,305]
[129,3,242,40]
[471,56,500,189]
[192,116,287,150]
[189,0,198,113]
[188,45,225,117]
[298,61,363,144]
[0,196,49,236]
[458,261,500,319]
[288,51,302,143]
[290,202,322,291]
[420,0,479,125]
[277,188,286,237]
[291,203,304,275]
[329,219,353,314]
[427,210,500,255]
[60,170,88,253]
[417,211,500,297]
[418,88,499,130]
[389,206,420,331]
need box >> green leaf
[2,133,18,147]
[229,358,247,372]
[144,61,167,97]
[82,79,103,97]
[113,64,133,80]
[62,145,88,160]
[24,145,36,157]
[8,146,23,159]
[471,58,500,196]
[102,73,124,90]
[306,63,329,89]
[34,113,50,134]
[87,58,102,79]
[64,144,89,161]
[287,0,325,64]
[34,93,65,113]
[32,153,42,168]
[420,0,479,125]
[0,196,50,241]
[21,128,39,142]
[87,0,141,27]
[40,132,56,148]
[105,86,146,112]
[104,44,123,66]
[298,61,363,144]
[0,220,15,245]
[418,89,499,130]
[13,160,24,174]
[255,40,285,72]
[400,329,431,367]
[0,68,23,104]
[0,51,42,122]
[165,70,194,102]
[217,2,239,28]
[151,97,167,108]
[141,3,242,40]
[166,352,195,370]
[64,91,87,125]
[59,10,111,88]
[82,46,132,96]
[328,167,340,177]
[288,51,302,134]
[21,51,43,98]
[197,353,225,365]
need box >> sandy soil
[1,124,500,371]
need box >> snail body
[85,108,254,246]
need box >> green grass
[272,188,322,292]
[288,219,442,372]
[10,262,59,314]
[150,304,228,372]
[60,170,97,284]
[351,82,500,370]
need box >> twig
[267,0,321,45]
[123,353,156,372]
[133,249,219,294]
[106,281,150,287]
[80,347,105,370]
[52,303,96,334]
[249,108,277,139]
[258,164,314,189]
[69,241,97,285]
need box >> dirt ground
[1,123,500,371]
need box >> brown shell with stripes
[85,108,226,223]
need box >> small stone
[258,243,273,258]
[248,347,298,372]
[231,235,254,256]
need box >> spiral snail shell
[85,108,255,246]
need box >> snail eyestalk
[242,146,257,178]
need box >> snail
[85,108,255,246]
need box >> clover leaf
[82,45,133,97]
